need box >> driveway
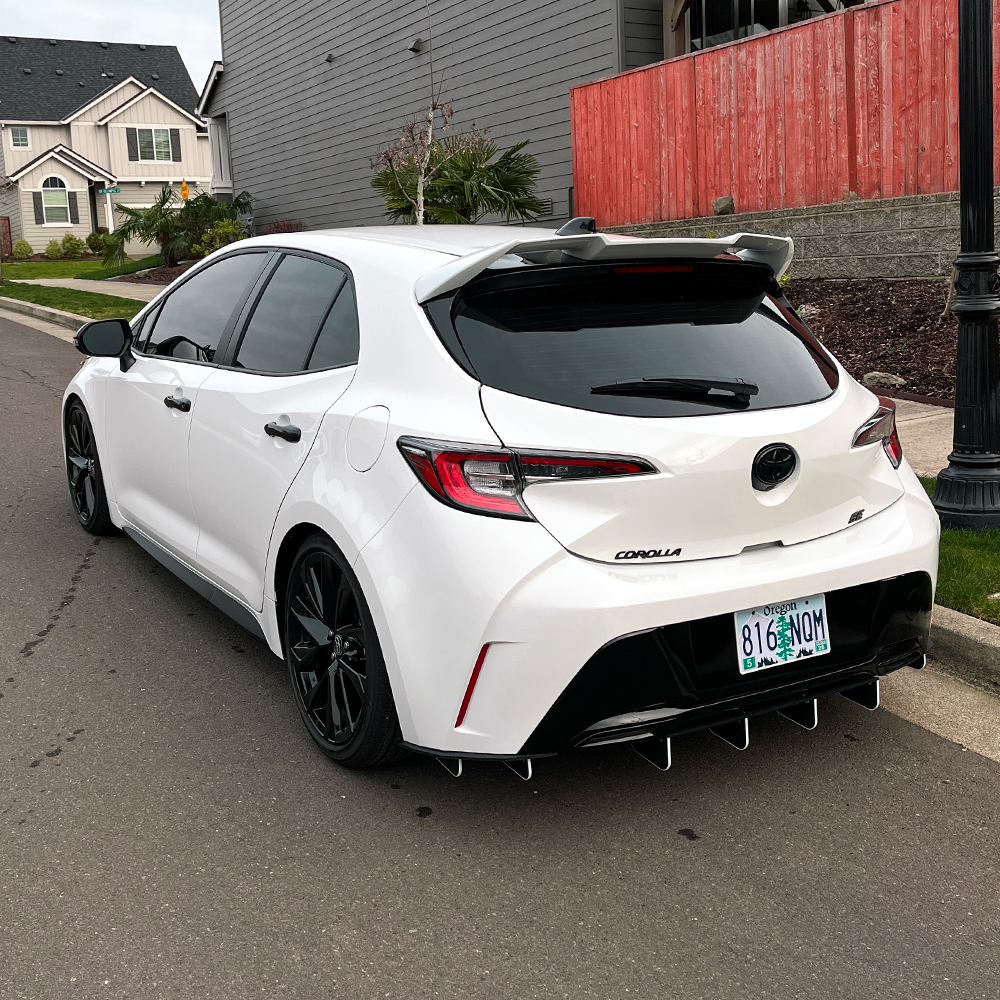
[2,314,997,999]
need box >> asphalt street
[2,313,999,999]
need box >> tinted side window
[146,253,266,362]
[233,255,346,373]
[307,281,359,370]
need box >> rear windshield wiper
[591,377,760,405]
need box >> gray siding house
[201,0,665,231]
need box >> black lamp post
[932,0,1000,528]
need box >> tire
[283,532,405,768]
[64,398,116,536]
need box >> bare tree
[370,1,458,225]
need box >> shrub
[263,219,305,234]
[85,231,108,256]
[103,186,254,268]
[61,233,87,259]
[12,239,33,260]
[45,239,64,260]
[191,218,248,257]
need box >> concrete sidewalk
[890,397,953,478]
[15,277,163,301]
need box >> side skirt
[123,526,268,645]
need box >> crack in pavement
[0,368,65,399]
[20,540,101,658]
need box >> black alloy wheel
[284,533,405,767]
[65,399,115,535]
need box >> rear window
[433,261,837,417]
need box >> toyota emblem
[751,443,796,492]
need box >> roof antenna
[555,216,596,236]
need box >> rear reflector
[455,644,490,727]
[852,395,902,469]
[398,437,657,520]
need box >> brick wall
[604,190,997,279]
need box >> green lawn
[1,259,105,279]
[0,255,161,281]
[920,476,1000,625]
[0,281,142,321]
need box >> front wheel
[64,398,115,535]
[283,533,405,768]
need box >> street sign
[98,187,120,195]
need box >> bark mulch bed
[786,277,957,401]
[112,261,198,285]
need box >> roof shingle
[0,36,199,121]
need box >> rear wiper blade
[590,377,760,404]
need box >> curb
[0,295,87,331]
[929,604,1000,693]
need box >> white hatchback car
[64,223,939,777]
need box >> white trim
[0,120,62,126]
[98,88,204,127]
[9,126,31,151]
[39,174,72,225]
[8,145,115,184]
[41,222,75,228]
[107,122,197,130]
[197,61,224,117]
[61,77,148,123]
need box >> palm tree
[371,134,544,225]
[102,186,253,267]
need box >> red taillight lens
[852,395,902,469]
[398,438,657,519]
[399,440,528,518]
[434,451,525,517]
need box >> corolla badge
[615,548,682,560]
[751,443,796,492]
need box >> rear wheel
[283,533,405,767]
[64,398,115,535]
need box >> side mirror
[74,318,135,371]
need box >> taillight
[398,437,657,519]
[852,396,902,469]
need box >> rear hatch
[434,258,904,563]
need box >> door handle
[265,421,301,443]
[164,395,191,412]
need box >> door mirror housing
[74,318,135,371]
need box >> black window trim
[130,248,274,367]
[216,247,359,376]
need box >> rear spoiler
[413,231,794,304]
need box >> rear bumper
[522,571,931,754]
[358,464,939,756]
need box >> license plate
[734,593,831,674]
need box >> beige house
[0,37,210,256]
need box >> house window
[689,0,782,52]
[127,127,181,162]
[11,127,29,148]
[41,176,70,223]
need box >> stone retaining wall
[603,189,1000,279]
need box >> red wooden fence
[570,0,998,227]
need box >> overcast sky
[3,0,222,88]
